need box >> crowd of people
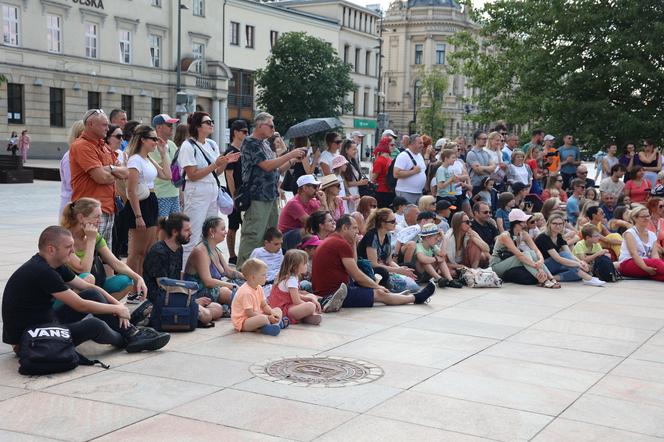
[3,110,664,359]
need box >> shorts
[126,192,159,228]
[342,280,374,308]
[228,207,242,230]
[157,196,180,217]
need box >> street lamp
[176,0,189,92]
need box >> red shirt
[70,133,117,214]
[624,179,651,203]
[373,155,392,193]
[277,194,321,233]
[312,233,354,297]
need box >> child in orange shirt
[231,258,285,336]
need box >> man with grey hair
[70,109,128,247]
[576,163,595,189]
[237,112,307,266]
[392,134,426,204]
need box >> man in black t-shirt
[471,202,499,253]
[224,120,248,265]
[2,226,170,354]
[144,213,192,302]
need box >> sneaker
[322,283,348,313]
[437,278,449,289]
[260,324,281,336]
[125,326,170,353]
[414,282,436,304]
[447,279,464,289]
[129,300,153,327]
[583,277,606,287]
[228,256,237,266]
[126,292,143,304]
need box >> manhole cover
[250,356,384,388]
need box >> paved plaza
[0,180,663,441]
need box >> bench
[0,155,34,183]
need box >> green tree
[255,32,356,134]
[416,68,448,138]
[448,0,664,148]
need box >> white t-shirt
[394,149,426,194]
[277,275,299,292]
[127,154,158,189]
[449,159,466,196]
[619,227,656,263]
[509,164,531,185]
[319,151,338,173]
[249,247,283,282]
[599,177,625,197]
[396,224,421,244]
[178,138,220,185]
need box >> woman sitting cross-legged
[535,212,606,286]
[443,212,491,276]
[357,208,421,293]
[490,209,560,288]
[184,216,245,320]
[618,205,664,281]
[61,198,148,301]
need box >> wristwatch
[109,165,115,173]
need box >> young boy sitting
[435,199,455,233]
[249,227,283,298]
[572,224,619,282]
[392,196,409,227]
[231,258,286,336]
[411,223,463,288]
[395,211,437,267]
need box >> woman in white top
[507,150,533,190]
[178,112,239,264]
[319,132,342,175]
[125,124,172,276]
[618,205,664,281]
[484,131,508,190]
[59,120,85,218]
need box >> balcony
[229,94,254,108]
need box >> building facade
[1,0,231,158]
[381,0,480,138]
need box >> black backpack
[385,151,417,191]
[18,324,108,375]
[593,255,618,282]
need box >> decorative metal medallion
[250,356,384,388]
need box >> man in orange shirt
[70,109,128,248]
[543,134,560,174]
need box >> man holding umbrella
[237,112,307,267]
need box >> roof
[406,0,460,9]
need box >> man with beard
[143,213,192,305]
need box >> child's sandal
[279,317,290,329]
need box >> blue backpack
[150,278,199,332]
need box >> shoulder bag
[189,139,234,215]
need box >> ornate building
[381,0,480,137]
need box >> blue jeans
[544,251,582,282]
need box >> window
[49,88,64,127]
[435,43,446,65]
[354,48,361,73]
[414,44,423,65]
[363,91,369,116]
[84,23,97,58]
[47,14,61,53]
[87,91,101,110]
[2,5,19,46]
[149,34,161,67]
[343,45,350,64]
[375,52,379,76]
[119,30,131,63]
[192,0,204,16]
[270,30,278,49]
[121,95,133,120]
[151,0,161,6]
[192,42,205,73]
[230,21,239,46]
[151,98,162,117]
[365,51,371,75]
[245,25,254,48]
[352,91,358,115]
[7,83,23,124]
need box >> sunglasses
[385,219,397,224]
[240,129,249,134]
[479,210,490,215]
[333,139,343,144]
[202,120,215,126]
[112,134,123,140]
[659,205,664,209]
[462,220,471,225]
[262,123,275,129]
[144,136,159,142]
[84,109,105,123]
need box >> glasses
[84,109,105,123]
[202,120,215,126]
[556,179,563,182]
[551,222,564,226]
[112,134,123,140]
[144,136,159,142]
[262,123,275,129]
[164,123,173,128]
[480,210,490,215]
[462,220,471,225]
[240,129,249,134]
[333,139,343,144]
[636,214,651,219]
[659,205,664,209]
[385,219,397,224]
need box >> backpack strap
[404,150,417,167]
[76,351,110,369]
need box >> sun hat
[332,155,349,169]
[320,174,340,190]
[508,208,532,223]
[296,174,320,188]
[419,223,440,237]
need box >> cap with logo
[152,114,179,126]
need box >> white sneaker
[583,277,605,287]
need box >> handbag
[459,267,502,288]
[189,139,234,215]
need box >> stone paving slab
[0,181,663,441]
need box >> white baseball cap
[382,129,397,138]
[543,134,556,141]
[296,174,321,188]
[351,131,364,138]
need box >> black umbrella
[284,117,344,139]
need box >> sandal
[279,317,290,329]
[540,279,561,289]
